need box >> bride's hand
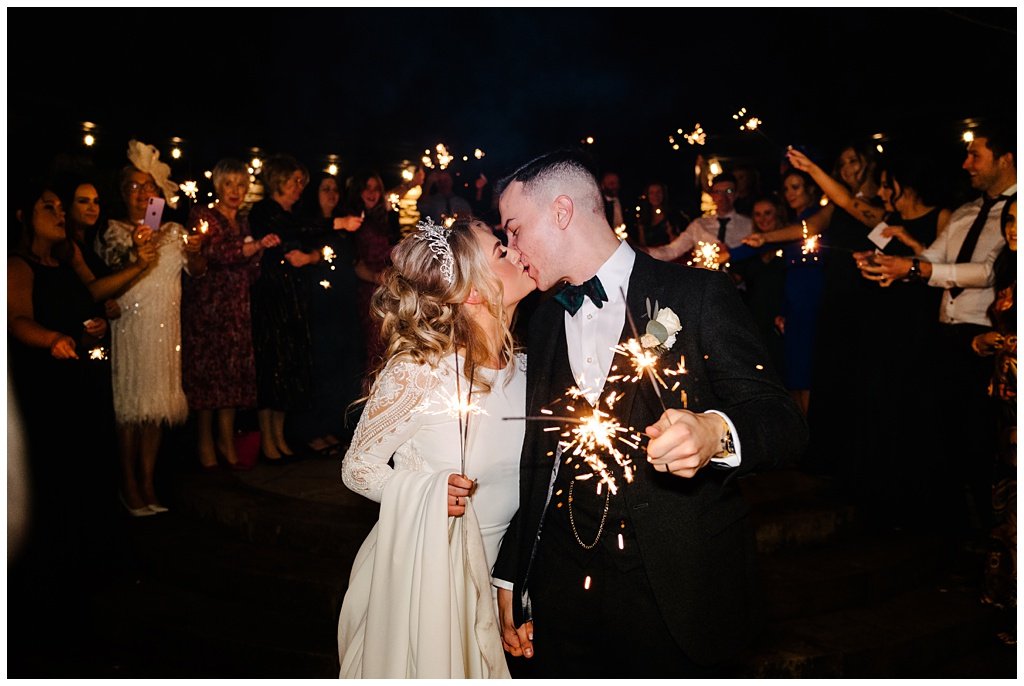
[448,473,474,517]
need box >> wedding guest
[789,144,947,514]
[291,172,364,454]
[633,181,689,248]
[338,218,536,677]
[857,123,1015,534]
[972,197,1016,646]
[8,181,112,550]
[99,140,205,515]
[600,170,626,230]
[731,162,762,217]
[248,154,321,462]
[647,172,753,262]
[417,169,472,223]
[55,173,109,278]
[345,169,402,376]
[182,159,280,470]
[728,195,787,373]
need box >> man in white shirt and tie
[492,150,806,677]
[858,121,1015,536]
[647,172,753,263]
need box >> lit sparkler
[422,143,456,170]
[321,245,336,263]
[687,241,722,270]
[179,180,199,202]
[800,220,820,261]
[319,280,332,289]
[88,346,108,361]
[683,123,706,146]
[614,223,629,241]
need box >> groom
[492,150,807,677]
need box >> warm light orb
[83,133,95,147]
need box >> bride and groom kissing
[336,149,807,678]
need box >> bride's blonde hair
[368,217,517,394]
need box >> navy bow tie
[553,275,608,316]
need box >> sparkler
[687,241,722,270]
[179,180,199,202]
[733,107,782,149]
[321,245,336,263]
[800,220,821,262]
[422,143,456,170]
[88,346,108,361]
[614,223,629,241]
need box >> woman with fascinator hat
[337,217,535,677]
[97,140,206,516]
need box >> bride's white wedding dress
[338,352,525,678]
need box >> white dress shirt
[563,240,741,466]
[921,184,1015,326]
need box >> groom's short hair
[498,149,604,216]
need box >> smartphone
[144,197,166,231]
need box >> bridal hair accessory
[126,139,179,208]
[413,217,455,286]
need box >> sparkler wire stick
[620,287,667,415]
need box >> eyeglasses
[127,182,159,193]
[710,188,735,196]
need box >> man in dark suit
[493,150,807,677]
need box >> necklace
[567,478,610,549]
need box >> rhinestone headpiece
[412,217,455,286]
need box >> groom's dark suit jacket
[493,250,807,666]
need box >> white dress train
[338,353,525,678]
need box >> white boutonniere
[640,298,682,352]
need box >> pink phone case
[144,197,166,231]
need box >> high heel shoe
[119,492,156,518]
[147,503,169,514]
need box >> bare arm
[787,148,883,227]
[744,205,834,246]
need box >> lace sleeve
[341,358,440,502]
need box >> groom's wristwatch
[713,415,737,459]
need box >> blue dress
[779,208,825,390]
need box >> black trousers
[935,322,997,533]
[518,524,721,678]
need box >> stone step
[93,575,339,678]
[758,529,951,620]
[730,584,1003,677]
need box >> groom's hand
[497,588,534,658]
[645,409,720,477]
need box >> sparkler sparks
[179,180,199,202]
[614,223,629,241]
[321,245,336,263]
[319,280,332,289]
[687,241,722,270]
[88,346,108,360]
[683,123,706,146]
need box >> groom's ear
[553,194,574,230]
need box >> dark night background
[8,8,1018,209]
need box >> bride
[338,217,535,678]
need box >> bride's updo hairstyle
[369,217,515,391]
